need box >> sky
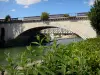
[0,0,95,18]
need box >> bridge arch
[12,26,80,46]
[19,20,96,39]
[16,26,81,40]
[16,26,57,38]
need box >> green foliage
[63,14,69,17]
[1,37,100,75]
[40,38,100,75]
[4,15,11,22]
[88,0,100,35]
[41,12,49,21]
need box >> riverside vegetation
[0,0,100,74]
[0,36,100,75]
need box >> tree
[4,15,11,22]
[41,12,49,21]
[88,0,100,35]
[63,14,69,17]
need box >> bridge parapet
[22,16,88,23]
[0,20,22,24]
[0,16,88,24]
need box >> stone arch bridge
[0,17,96,41]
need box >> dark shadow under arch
[5,26,57,47]
[5,26,81,47]
[17,26,57,38]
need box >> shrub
[63,14,69,17]
[4,15,11,22]
[1,37,100,75]
[41,12,49,21]
[88,0,100,35]
[39,38,100,75]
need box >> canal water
[0,37,83,65]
